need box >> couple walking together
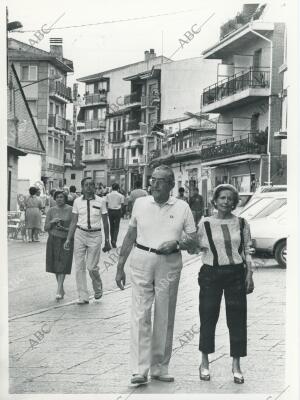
[115,165,254,386]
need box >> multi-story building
[149,113,216,211]
[200,4,286,192]
[77,50,167,190]
[7,63,45,210]
[121,56,219,190]
[8,38,73,190]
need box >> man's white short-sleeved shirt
[106,190,124,210]
[129,196,196,248]
[72,195,107,230]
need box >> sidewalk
[9,246,286,396]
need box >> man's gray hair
[154,165,175,182]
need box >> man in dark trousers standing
[189,187,204,228]
[106,183,124,247]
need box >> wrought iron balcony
[82,120,106,130]
[49,81,72,102]
[124,92,141,105]
[48,114,72,133]
[108,130,125,143]
[124,120,140,132]
[202,67,270,107]
[84,92,107,105]
[201,134,266,162]
[128,155,147,166]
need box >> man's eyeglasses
[149,177,169,185]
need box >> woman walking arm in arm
[197,184,254,384]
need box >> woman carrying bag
[197,184,254,384]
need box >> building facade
[77,50,167,191]
[118,56,219,191]
[200,4,286,192]
[7,63,45,210]
[149,114,217,212]
[8,38,74,190]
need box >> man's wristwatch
[175,240,180,251]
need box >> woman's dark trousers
[198,264,247,357]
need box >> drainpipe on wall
[249,26,273,185]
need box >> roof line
[8,38,73,72]
[11,63,45,153]
[77,55,170,82]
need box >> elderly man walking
[115,165,197,385]
[64,178,110,304]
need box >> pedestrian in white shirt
[115,165,198,385]
[64,178,110,304]
[106,183,124,248]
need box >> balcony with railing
[124,119,140,133]
[48,114,72,133]
[127,154,148,166]
[202,67,270,113]
[109,158,125,169]
[77,120,106,132]
[141,94,160,107]
[49,81,72,102]
[124,92,141,106]
[108,130,125,143]
[201,133,267,163]
[83,92,107,106]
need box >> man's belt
[135,242,179,255]
[76,225,101,232]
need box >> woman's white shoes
[199,365,210,381]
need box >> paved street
[8,219,287,396]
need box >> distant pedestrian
[67,185,78,206]
[106,183,124,247]
[176,187,188,203]
[64,178,111,304]
[189,187,204,228]
[25,186,43,242]
[44,190,73,301]
[197,184,254,384]
[128,181,147,216]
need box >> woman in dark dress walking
[44,190,73,300]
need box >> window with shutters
[94,139,101,154]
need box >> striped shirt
[197,215,253,270]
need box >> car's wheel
[274,240,287,269]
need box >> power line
[13,8,208,33]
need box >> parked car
[239,192,287,268]
[233,192,253,216]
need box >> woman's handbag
[239,217,254,294]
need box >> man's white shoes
[76,299,89,305]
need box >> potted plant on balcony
[252,128,268,145]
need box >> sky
[7,0,287,94]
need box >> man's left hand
[157,240,178,255]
